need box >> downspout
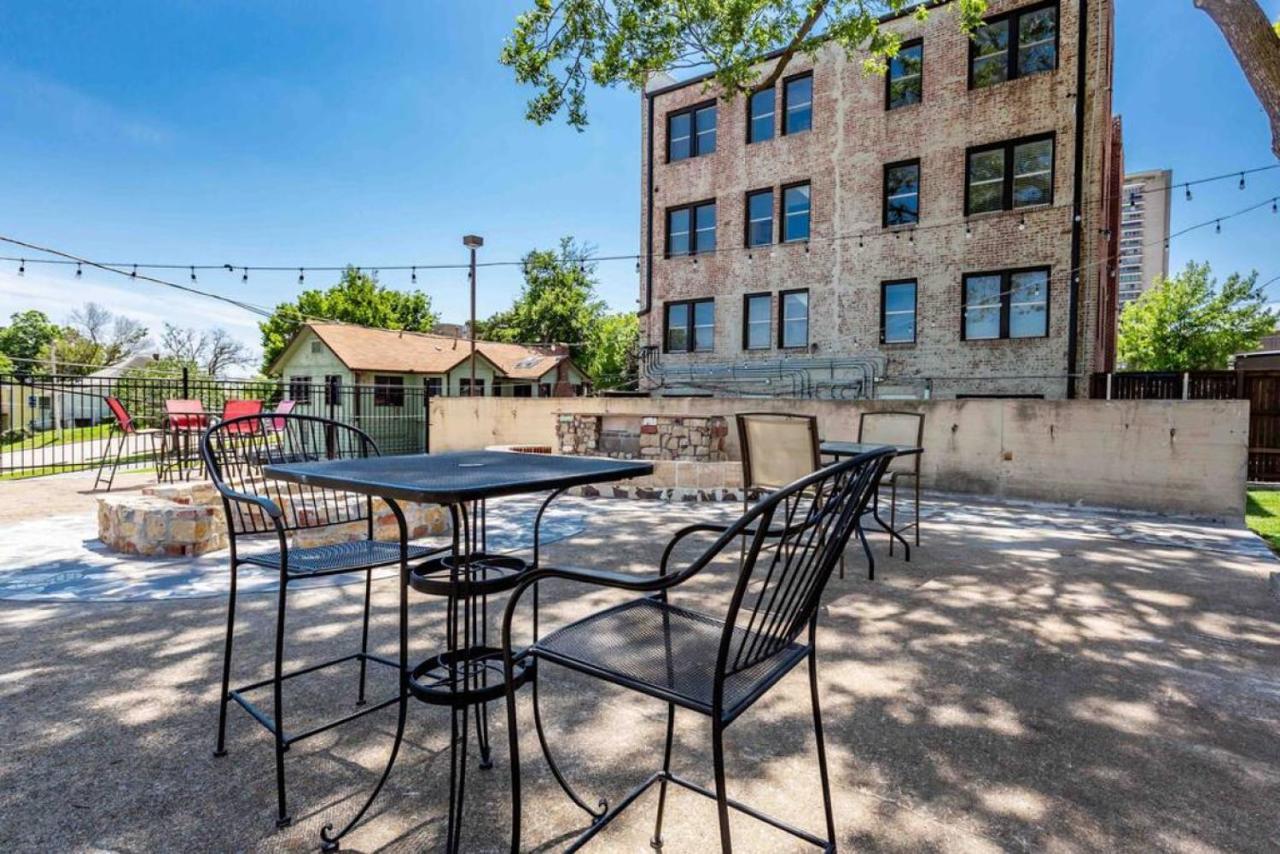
[641,90,655,322]
[1066,0,1089,399]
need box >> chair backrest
[104,396,136,434]
[221,399,264,435]
[200,413,380,536]
[270,398,297,432]
[858,410,924,475]
[736,412,821,492]
[166,399,209,431]
[676,448,894,709]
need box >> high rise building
[1117,168,1172,311]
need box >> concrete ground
[1,472,1279,852]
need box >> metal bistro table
[261,449,653,852]
[820,441,923,577]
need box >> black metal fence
[0,371,430,479]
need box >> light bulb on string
[804,241,810,254]
[1215,219,1221,234]
[1273,198,1278,214]
[411,266,417,284]
[1239,173,1246,190]
[190,266,197,282]
[75,263,82,278]
[964,222,972,239]
[17,259,24,276]
[908,230,915,244]
[633,259,640,273]
[131,264,137,279]
[298,268,305,285]
[1018,214,1026,232]
[858,235,864,249]
[1185,185,1192,202]
[242,268,249,283]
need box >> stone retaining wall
[557,413,729,461]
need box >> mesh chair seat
[241,540,437,577]
[535,597,809,716]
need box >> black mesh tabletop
[820,441,922,458]
[262,450,653,504]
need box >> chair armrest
[211,483,283,520]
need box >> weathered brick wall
[640,0,1114,399]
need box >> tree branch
[1194,0,1280,159]
[754,0,830,92]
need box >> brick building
[638,0,1120,399]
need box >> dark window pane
[694,106,717,155]
[784,75,812,134]
[968,149,1005,213]
[745,295,771,349]
[693,300,715,351]
[668,112,691,160]
[747,191,773,246]
[783,184,810,241]
[885,163,920,225]
[666,304,689,351]
[971,19,1009,88]
[695,203,716,253]
[749,89,774,143]
[782,291,809,348]
[1018,7,1057,76]
[1009,270,1048,337]
[668,208,691,255]
[964,275,1002,339]
[888,44,923,109]
[1012,138,1053,208]
[883,282,916,343]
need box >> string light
[634,259,641,273]
[1018,214,1026,232]
[908,230,915,244]
[1216,219,1222,234]
[189,265,196,282]
[1273,198,1278,214]
[75,262,82,278]
[130,264,137,278]
[964,222,972,239]
[1239,173,1246,190]
[298,268,305,285]
[17,259,24,276]
[411,266,417,283]
[1185,185,1192,202]
[242,267,249,283]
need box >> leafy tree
[0,352,11,374]
[1117,261,1276,370]
[585,311,640,390]
[259,266,438,371]
[0,310,59,376]
[501,0,987,129]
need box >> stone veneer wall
[557,413,729,461]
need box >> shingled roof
[272,323,576,380]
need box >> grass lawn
[1246,489,1280,551]
[0,423,112,450]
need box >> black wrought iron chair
[501,447,894,853]
[201,412,442,829]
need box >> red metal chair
[93,396,166,491]
[268,399,296,432]
[220,399,264,435]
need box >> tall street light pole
[462,235,483,397]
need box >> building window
[886,39,923,109]
[779,289,809,349]
[373,375,405,407]
[745,189,774,247]
[310,340,323,354]
[748,88,774,143]
[782,72,812,135]
[425,377,442,397]
[539,382,552,397]
[288,376,312,405]
[667,103,716,161]
[965,134,1054,215]
[666,200,716,256]
[782,183,810,242]
[970,2,1058,89]
[881,280,917,344]
[459,378,485,396]
[883,160,921,226]
[323,374,342,406]
[962,268,1049,340]
[512,384,533,398]
[743,293,771,350]
[665,299,714,353]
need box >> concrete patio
[1,471,1278,852]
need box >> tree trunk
[1194,0,1280,159]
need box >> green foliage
[259,266,438,371]
[480,237,638,388]
[0,353,12,374]
[1117,261,1276,371]
[0,310,60,376]
[501,0,987,129]
[585,311,640,390]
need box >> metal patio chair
[501,447,895,853]
[201,412,442,829]
[858,411,924,556]
[93,396,166,491]
[735,412,822,559]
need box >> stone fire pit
[98,481,448,557]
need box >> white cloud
[0,65,173,147]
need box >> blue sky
[0,0,1277,368]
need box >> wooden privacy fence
[1091,370,1279,480]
